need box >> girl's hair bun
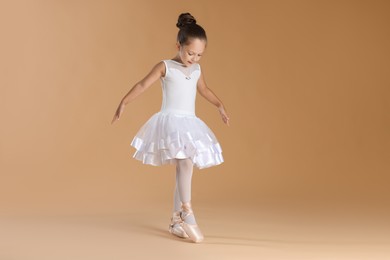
[176,13,197,29]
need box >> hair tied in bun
[176,12,197,29]
[176,12,207,46]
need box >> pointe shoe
[180,202,204,243]
[168,211,189,238]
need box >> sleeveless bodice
[159,59,201,116]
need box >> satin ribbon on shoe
[169,211,189,238]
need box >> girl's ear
[176,42,180,50]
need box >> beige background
[1,0,389,258]
[1,0,389,215]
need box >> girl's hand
[111,102,125,124]
[218,106,230,126]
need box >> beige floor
[0,202,389,260]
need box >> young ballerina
[111,12,230,243]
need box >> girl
[111,12,230,243]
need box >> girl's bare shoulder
[155,60,167,78]
[144,60,166,78]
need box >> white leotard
[160,60,201,116]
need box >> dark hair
[176,13,207,46]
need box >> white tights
[172,158,197,225]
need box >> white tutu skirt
[130,111,224,169]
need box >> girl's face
[176,38,206,67]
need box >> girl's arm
[111,61,165,124]
[121,61,165,105]
[197,71,230,126]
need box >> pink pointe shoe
[180,202,204,243]
[169,211,189,238]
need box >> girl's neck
[171,57,184,64]
[170,57,193,67]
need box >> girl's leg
[173,177,181,212]
[175,158,197,225]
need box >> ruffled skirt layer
[130,111,224,169]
